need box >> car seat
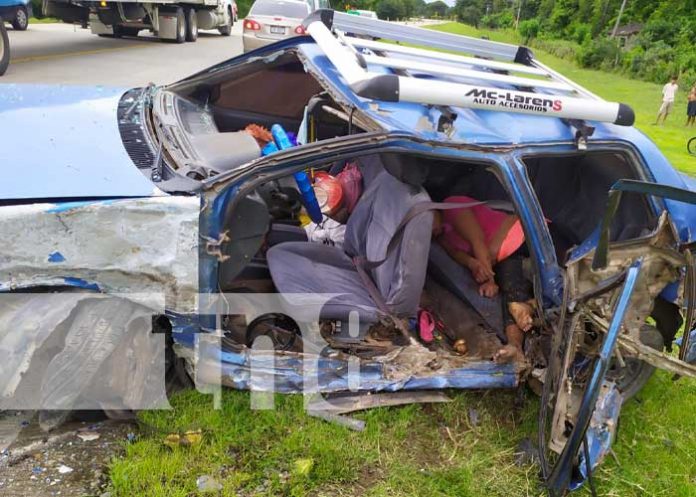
[266,164,433,323]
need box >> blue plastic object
[270,124,323,224]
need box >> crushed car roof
[297,40,646,146]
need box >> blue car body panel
[0,0,29,8]
[0,84,161,200]
[0,0,28,15]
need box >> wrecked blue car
[1,11,695,496]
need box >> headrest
[381,153,430,187]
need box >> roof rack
[302,10,635,127]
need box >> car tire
[0,23,9,76]
[12,6,29,31]
[606,324,664,400]
[174,7,185,43]
[185,7,198,42]
[218,6,232,36]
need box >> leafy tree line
[332,0,453,21]
[451,0,696,85]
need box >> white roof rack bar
[530,58,602,101]
[330,10,521,62]
[302,10,635,126]
[358,52,575,93]
[347,37,550,77]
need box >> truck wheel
[185,7,198,42]
[174,7,185,43]
[218,6,232,36]
[12,6,29,31]
[0,23,9,76]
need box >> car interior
[161,50,365,180]
[212,149,658,368]
[215,152,529,369]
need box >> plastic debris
[77,431,100,442]
[468,408,479,427]
[57,465,73,474]
[196,475,223,492]
[292,458,314,477]
[164,430,202,449]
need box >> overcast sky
[425,0,456,6]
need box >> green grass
[428,23,696,177]
[108,22,696,497]
[109,370,696,497]
[29,17,61,24]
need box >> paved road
[3,22,244,86]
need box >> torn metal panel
[570,382,623,491]
[0,294,170,430]
[183,338,520,394]
[0,196,200,313]
[306,390,452,414]
[0,293,96,399]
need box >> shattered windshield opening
[150,51,360,183]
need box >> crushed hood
[0,84,163,200]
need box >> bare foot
[508,301,534,332]
[493,344,524,364]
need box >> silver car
[242,0,313,52]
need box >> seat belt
[352,199,512,315]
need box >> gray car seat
[267,167,433,323]
[428,243,504,337]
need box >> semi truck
[43,0,237,42]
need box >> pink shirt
[439,195,525,262]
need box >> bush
[482,11,513,29]
[571,23,591,45]
[577,38,622,70]
[529,38,578,61]
[518,19,539,43]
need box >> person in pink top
[432,195,534,363]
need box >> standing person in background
[655,76,679,125]
[686,85,696,127]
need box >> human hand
[467,258,495,283]
[478,280,499,298]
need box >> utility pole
[611,0,628,38]
[515,0,524,29]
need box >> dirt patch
[0,412,135,497]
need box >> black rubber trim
[514,46,535,66]
[302,8,333,29]
[614,103,635,126]
[352,74,400,101]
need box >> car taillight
[294,25,305,35]
[244,19,261,30]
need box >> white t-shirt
[662,82,678,102]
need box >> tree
[376,0,406,20]
[425,0,450,18]
[452,0,484,26]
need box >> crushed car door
[540,180,696,496]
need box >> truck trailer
[43,0,237,42]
